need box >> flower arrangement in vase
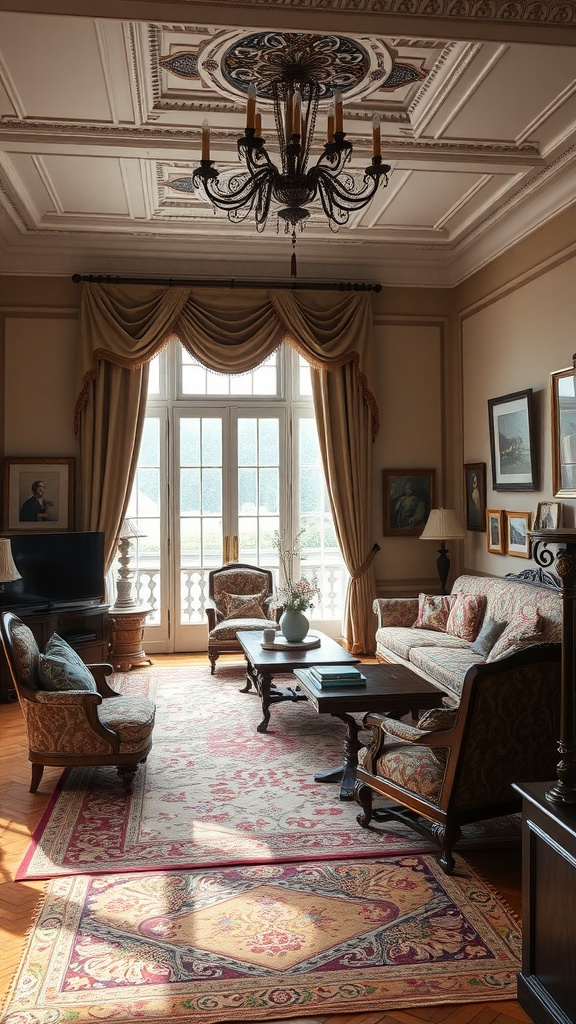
[273,530,320,642]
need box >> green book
[310,665,363,682]
[317,674,367,688]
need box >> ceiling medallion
[193,33,390,278]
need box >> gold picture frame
[551,362,576,497]
[486,509,504,554]
[505,510,532,558]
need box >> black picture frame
[488,389,537,491]
[464,462,486,531]
[383,469,435,537]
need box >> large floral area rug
[3,854,521,1023]
[18,664,520,880]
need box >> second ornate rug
[17,664,521,880]
[4,854,521,1022]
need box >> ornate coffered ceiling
[0,0,575,286]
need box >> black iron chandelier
[192,43,390,277]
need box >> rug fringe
[0,882,49,1018]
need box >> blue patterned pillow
[38,633,97,692]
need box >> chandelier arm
[311,166,384,214]
[199,167,276,214]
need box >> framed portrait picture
[486,509,504,554]
[534,501,562,530]
[1,458,74,532]
[551,363,576,497]
[488,389,537,491]
[464,462,486,531]
[505,510,532,558]
[383,469,435,537]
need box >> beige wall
[2,213,576,596]
[459,239,576,578]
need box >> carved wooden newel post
[531,527,576,805]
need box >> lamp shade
[119,518,146,540]
[420,508,465,541]
[0,538,22,582]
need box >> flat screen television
[0,531,105,613]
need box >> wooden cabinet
[515,781,576,1024]
[0,604,110,702]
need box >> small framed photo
[1,458,74,532]
[506,511,532,558]
[464,462,486,531]
[534,501,562,530]
[486,509,504,554]
[488,389,537,491]
[383,469,435,537]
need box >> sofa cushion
[359,742,444,803]
[486,610,543,662]
[376,626,470,661]
[209,617,277,640]
[451,575,561,645]
[446,593,487,642]
[471,616,506,657]
[38,634,97,692]
[408,646,485,698]
[413,593,455,632]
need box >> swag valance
[74,283,379,438]
[75,282,379,654]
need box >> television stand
[0,603,110,703]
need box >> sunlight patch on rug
[17,664,520,880]
[2,854,521,1023]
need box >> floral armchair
[206,563,282,674]
[355,644,561,873]
[0,610,156,794]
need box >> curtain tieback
[350,543,380,580]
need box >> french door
[127,343,348,653]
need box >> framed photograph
[505,510,532,558]
[534,501,562,530]
[464,462,486,531]
[486,509,504,554]
[383,469,435,537]
[1,458,74,532]
[551,363,576,497]
[488,388,537,491]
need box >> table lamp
[113,519,146,609]
[420,508,465,595]
[0,538,21,592]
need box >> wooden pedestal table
[108,605,152,671]
[295,662,444,800]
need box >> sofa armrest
[361,709,457,770]
[373,597,419,628]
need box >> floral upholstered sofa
[374,573,562,701]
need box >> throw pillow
[486,611,543,662]
[470,616,506,657]
[413,593,455,632]
[222,591,267,620]
[38,633,97,692]
[417,707,458,765]
[446,593,487,642]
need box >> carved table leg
[239,656,253,693]
[256,670,273,733]
[314,712,362,800]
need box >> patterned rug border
[3,854,521,1024]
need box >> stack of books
[308,665,367,688]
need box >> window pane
[238,419,257,465]
[180,419,201,465]
[180,349,279,397]
[239,467,257,511]
[201,419,222,466]
[180,468,201,515]
[258,418,279,465]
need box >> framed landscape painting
[551,363,576,497]
[464,462,486,531]
[506,510,532,558]
[383,469,435,537]
[488,389,537,491]
[1,458,74,532]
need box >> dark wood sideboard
[0,604,110,702]
[514,781,576,1024]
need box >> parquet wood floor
[0,653,531,1024]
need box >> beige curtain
[75,283,379,651]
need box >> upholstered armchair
[355,644,561,873]
[206,563,282,673]
[1,610,156,794]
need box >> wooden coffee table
[236,629,360,733]
[294,662,445,800]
